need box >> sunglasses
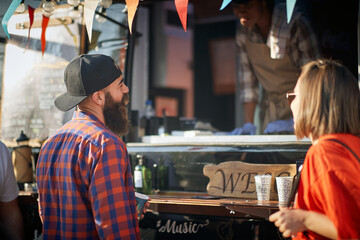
[286,91,297,105]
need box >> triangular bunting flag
[220,0,232,10]
[41,15,50,56]
[286,0,296,23]
[24,5,35,52]
[174,0,188,32]
[1,0,23,39]
[84,0,98,42]
[125,0,139,34]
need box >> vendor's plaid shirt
[36,111,140,239]
[236,3,321,103]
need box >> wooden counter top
[148,192,280,220]
[18,191,281,220]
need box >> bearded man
[36,54,141,239]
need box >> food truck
[0,0,358,239]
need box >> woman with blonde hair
[269,59,360,239]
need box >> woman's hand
[269,207,308,238]
[269,207,337,239]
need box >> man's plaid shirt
[37,111,140,239]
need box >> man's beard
[103,92,130,136]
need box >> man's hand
[138,198,151,221]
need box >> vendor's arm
[269,208,337,239]
[236,24,259,123]
[243,102,256,123]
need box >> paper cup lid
[135,192,150,200]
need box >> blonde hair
[294,59,360,140]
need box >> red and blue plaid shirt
[36,111,140,239]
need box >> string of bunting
[0,0,298,55]
[1,0,55,55]
[1,0,190,51]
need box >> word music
[157,219,210,234]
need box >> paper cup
[276,176,294,205]
[135,192,149,219]
[254,175,272,201]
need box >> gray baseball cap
[54,54,122,112]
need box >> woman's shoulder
[317,134,360,150]
[308,133,360,170]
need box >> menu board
[0,8,79,141]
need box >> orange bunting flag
[41,15,50,56]
[174,0,188,32]
[125,0,139,34]
[24,5,35,52]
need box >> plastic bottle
[144,100,155,119]
[134,155,152,194]
[143,100,155,135]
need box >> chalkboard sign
[0,8,79,141]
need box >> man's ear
[91,91,105,106]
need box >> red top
[294,133,360,240]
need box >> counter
[128,135,310,239]
[140,134,310,145]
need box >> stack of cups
[276,176,294,205]
[254,175,272,202]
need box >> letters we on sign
[203,161,296,200]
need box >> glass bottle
[134,155,152,194]
[144,164,152,194]
[134,155,144,193]
[157,157,168,190]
